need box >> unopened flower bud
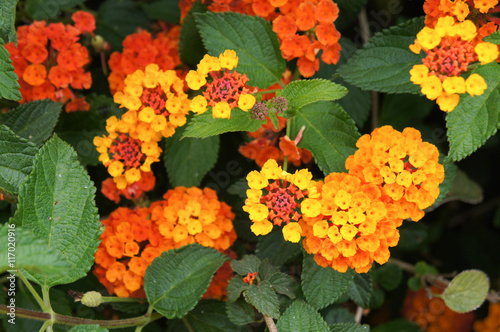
[81,291,102,307]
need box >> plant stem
[283,118,292,173]
[263,314,278,332]
[182,316,196,332]
[354,305,363,324]
[101,296,147,303]
[16,270,49,312]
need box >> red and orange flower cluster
[101,170,156,203]
[244,126,444,273]
[94,186,237,298]
[5,11,95,112]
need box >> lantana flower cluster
[101,170,156,203]
[244,126,444,273]
[186,50,256,119]
[5,11,95,112]
[409,16,499,112]
[94,186,237,298]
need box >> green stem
[283,118,292,173]
[39,320,52,332]
[182,316,196,332]
[16,270,49,312]
[42,284,55,330]
[101,296,147,304]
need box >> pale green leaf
[11,136,101,287]
[442,270,489,313]
[0,0,17,43]
[347,273,373,308]
[276,300,329,332]
[245,280,280,319]
[0,43,21,101]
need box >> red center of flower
[204,70,249,108]
[423,37,475,80]
[261,180,304,226]
[109,134,145,169]
[140,86,168,115]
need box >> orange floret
[474,302,500,332]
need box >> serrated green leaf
[26,0,83,20]
[68,325,109,332]
[164,125,219,187]
[347,273,373,308]
[226,297,256,326]
[258,258,280,280]
[179,1,207,67]
[283,79,348,115]
[338,17,424,94]
[195,11,285,88]
[0,224,70,275]
[0,43,21,101]
[268,272,296,299]
[330,323,370,332]
[245,280,280,319]
[141,0,180,23]
[0,0,17,43]
[372,319,420,332]
[379,93,434,131]
[227,275,249,302]
[231,255,261,276]
[180,299,244,332]
[256,228,301,266]
[183,108,263,138]
[446,63,500,162]
[0,100,62,147]
[276,300,329,332]
[484,31,500,45]
[302,255,354,309]
[11,136,101,287]
[144,244,227,319]
[322,306,355,324]
[0,125,37,195]
[442,270,489,313]
[289,101,360,175]
[373,264,402,291]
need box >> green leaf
[372,319,420,332]
[227,178,249,200]
[484,31,500,45]
[276,300,329,332]
[68,325,109,332]
[144,244,227,319]
[227,275,249,302]
[322,306,355,324]
[368,287,385,309]
[397,221,428,251]
[226,297,256,325]
[179,299,244,332]
[302,255,354,309]
[347,273,373,308]
[0,43,21,101]
[431,161,458,207]
[379,94,434,131]
[0,224,70,275]
[179,1,207,67]
[441,270,489,313]
[445,63,500,162]
[183,108,263,138]
[442,170,483,205]
[268,272,296,299]
[11,136,101,287]
[0,100,62,147]
[0,0,17,43]
[289,101,360,175]
[330,323,370,332]
[141,0,180,23]
[283,79,348,116]
[26,0,84,20]
[414,261,439,276]
[231,255,261,276]
[196,11,285,88]
[245,280,280,319]
[334,0,368,31]
[257,258,280,280]
[373,264,402,291]
[256,229,301,266]
[95,0,150,50]
[0,125,37,195]
[164,125,219,187]
[338,17,424,94]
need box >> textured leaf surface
[432,161,458,207]
[183,108,262,138]
[276,301,329,332]
[145,244,227,319]
[12,136,101,287]
[245,280,280,319]
[0,100,62,147]
[164,125,219,187]
[445,63,500,162]
[0,125,37,195]
[330,323,370,332]
[227,276,249,302]
[290,102,360,175]
[283,79,348,114]
[373,264,402,291]
[302,255,354,309]
[268,272,296,299]
[0,224,70,275]
[226,298,256,326]
[338,17,424,94]
[68,325,109,332]
[256,229,301,266]
[196,11,285,88]
[231,255,261,276]
[484,31,500,44]
[0,0,17,43]
[442,270,489,313]
[347,273,373,308]
[179,300,244,332]
[179,1,207,67]
[0,43,21,101]
[443,170,483,205]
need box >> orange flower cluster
[94,186,237,297]
[5,11,94,112]
[101,170,155,203]
[243,272,258,284]
[474,303,500,332]
[202,249,237,301]
[179,0,254,22]
[108,27,182,94]
[402,287,475,332]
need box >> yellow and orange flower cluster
[5,11,94,112]
[186,50,256,119]
[474,303,500,332]
[94,186,237,298]
[410,16,499,112]
[108,27,183,94]
[101,170,156,203]
[244,126,444,273]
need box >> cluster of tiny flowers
[186,50,256,119]
[402,286,475,332]
[409,16,499,112]
[243,159,319,239]
[108,26,182,94]
[269,96,289,114]
[94,186,237,298]
[179,0,254,21]
[243,272,258,284]
[5,11,95,112]
[474,303,500,332]
[101,170,156,203]
[250,102,269,120]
